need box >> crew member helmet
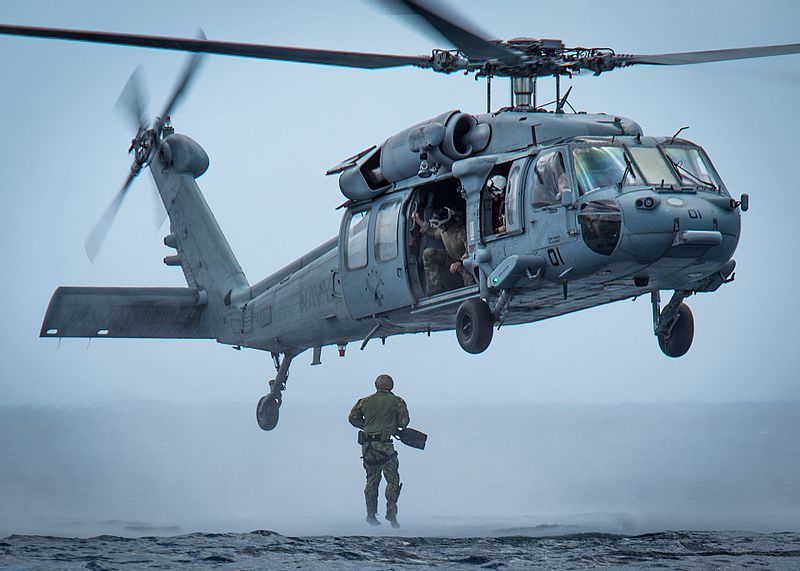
[429,207,453,229]
[375,374,394,390]
[487,175,507,196]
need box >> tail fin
[150,133,248,308]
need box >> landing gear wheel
[256,392,282,431]
[657,302,694,358]
[455,298,494,354]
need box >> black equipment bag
[396,427,427,450]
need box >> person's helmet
[429,207,453,229]
[487,175,507,196]
[375,374,394,390]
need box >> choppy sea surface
[2,402,799,568]
[2,528,800,570]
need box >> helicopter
[2,1,798,430]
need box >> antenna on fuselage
[555,74,560,109]
[670,125,690,143]
[556,86,573,113]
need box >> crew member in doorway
[412,207,475,295]
[348,374,410,528]
[487,174,507,234]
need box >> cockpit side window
[505,163,522,229]
[481,158,526,238]
[529,150,568,208]
[572,146,635,195]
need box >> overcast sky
[1,0,799,410]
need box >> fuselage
[216,109,740,355]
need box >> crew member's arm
[396,397,410,430]
[412,211,438,238]
[348,399,366,429]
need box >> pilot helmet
[487,175,507,196]
[429,207,453,229]
[375,374,394,390]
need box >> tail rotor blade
[114,66,149,130]
[159,30,206,121]
[85,170,137,262]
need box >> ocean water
[2,530,800,570]
[1,401,799,568]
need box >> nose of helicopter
[614,190,741,270]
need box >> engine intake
[337,110,490,202]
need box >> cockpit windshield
[571,143,720,194]
[572,146,635,194]
[628,147,679,187]
[662,146,719,190]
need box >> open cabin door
[339,193,415,319]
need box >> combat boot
[385,515,400,529]
[366,514,381,526]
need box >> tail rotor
[84,39,205,262]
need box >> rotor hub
[130,128,157,172]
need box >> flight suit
[420,221,475,294]
[348,389,410,519]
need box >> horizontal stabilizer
[40,286,212,339]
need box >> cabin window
[505,163,522,229]
[530,150,568,208]
[375,199,402,262]
[345,210,370,270]
[627,147,679,187]
[480,162,515,237]
[662,146,720,191]
[572,146,635,195]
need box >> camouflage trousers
[422,247,475,295]
[361,441,401,518]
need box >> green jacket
[348,389,410,439]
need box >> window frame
[528,148,572,208]
[661,144,724,193]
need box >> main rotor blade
[625,43,800,66]
[159,31,205,120]
[85,170,136,262]
[385,0,521,62]
[0,24,431,69]
[114,66,148,130]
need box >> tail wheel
[657,303,694,358]
[455,298,494,354]
[256,392,281,431]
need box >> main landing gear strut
[256,352,296,431]
[651,290,694,358]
